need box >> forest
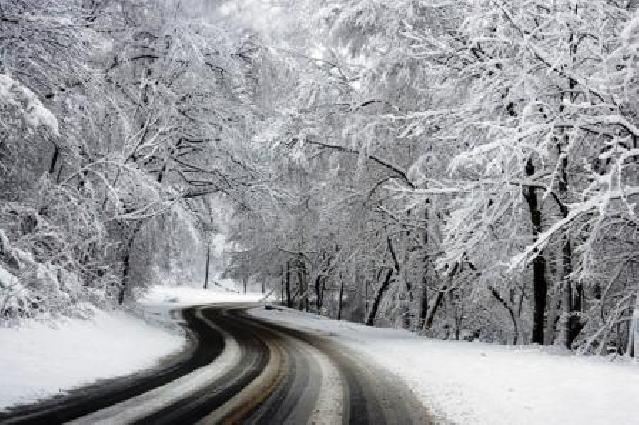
[1,0,638,356]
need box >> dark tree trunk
[564,235,584,348]
[424,284,446,330]
[321,276,326,311]
[118,222,143,305]
[531,255,547,345]
[561,34,585,348]
[630,293,637,357]
[364,279,369,323]
[490,286,519,345]
[419,204,430,327]
[280,265,285,304]
[297,254,307,311]
[424,263,458,330]
[419,282,428,327]
[203,244,210,289]
[556,139,583,348]
[387,236,412,328]
[337,277,345,320]
[119,247,132,304]
[49,144,59,175]
[523,159,547,345]
[285,260,292,308]
[365,268,393,326]
[315,275,323,312]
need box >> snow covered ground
[250,306,639,425]
[0,306,184,411]
[4,284,635,424]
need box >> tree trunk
[490,286,519,345]
[531,246,547,344]
[448,289,462,340]
[280,265,285,304]
[424,285,445,330]
[285,260,292,308]
[119,247,132,305]
[118,222,143,305]
[387,236,412,328]
[315,274,323,312]
[297,254,306,311]
[419,281,428,328]
[561,29,584,349]
[564,236,584,348]
[523,159,547,345]
[337,277,345,320]
[203,243,210,289]
[545,251,562,345]
[365,268,393,326]
[424,263,458,330]
[49,143,59,175]
[555,141,583,348]
[419,205,430,327]
[364,278,369,324]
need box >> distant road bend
[0,304,433,425]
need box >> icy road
[0,304,432,424]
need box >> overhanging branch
[304,139,415,189]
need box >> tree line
[1,0,637,355]
[0,0,257,318]
[224,0,639,355]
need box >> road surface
[0,304,433,424]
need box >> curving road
[0,304,433,425]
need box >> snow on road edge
[250,306,639,425]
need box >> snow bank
[139,285,268,307]
[0,308,184,410]
[250,307,639,425]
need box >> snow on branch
[509,187,639,271]
[0,74,59,136]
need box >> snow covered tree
[222,0,638,353]
[0,0,260,317]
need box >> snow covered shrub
[0,74,60,200]
[0,182,121,320]
[0,263,30,319]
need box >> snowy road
[0,304,431,424]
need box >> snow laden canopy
[0,0,258,319]
[0,0,637,357]
[220,0,639,356]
